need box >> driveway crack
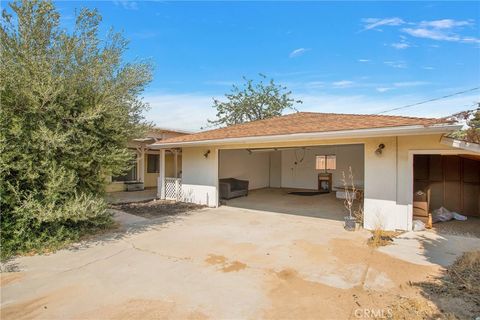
[122,239,192,262]
[59,248,128,274]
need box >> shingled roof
[155,112,449,144]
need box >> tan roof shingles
[158,112,447,144]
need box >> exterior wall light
[203,150,211,158]
[375,143,385,155]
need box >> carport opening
[413,154,480,237]
[218,144,364,221]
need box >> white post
[137,145,145,182]
[159,149,166,199]
[173,149,178,178]
[175,178,180,201]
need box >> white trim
[150,124,462,148]
[214,148,219,208]
[158,149,166,199]
[440,136,480,153]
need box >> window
[147,154,159,173]
[112,163,137,182]
[112,152,137,182]
[316,155,336,171]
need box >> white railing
[163,177,182,201]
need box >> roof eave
[150,123,462,149]
[440,136,480,154]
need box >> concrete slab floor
[224,188,349,221]
[1,206,479,320]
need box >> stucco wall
[182,147,218,207]
[281,144,364,189]
[363,135,460,230]
[219,149,270,190]
[178,133,473,230]
[269,151,282,188]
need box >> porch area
[106,187,158,204]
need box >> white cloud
[419,19,472,29]
[391,42,410,49]
[305,81,325,89]
[393,81,429,87]
[143,93,216,131]
[422,66,435,70]
[296,92,479,118]
[332,80,355,88]
[113,0,138,10]
[362,17,479,44]
[402,18,479,43]
[376,87,392,93]
[142,91,479,131]
[358,59,370,63]
[375,81,429,92]
[384,61,407,69]
[402,27,459,41]
[361,17,405,31]
[289,48,309,58]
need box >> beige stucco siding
[219,149,270,190]
[281,144,364,189]
[182,147,218,207]
[179,133,476,230]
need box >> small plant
[367,228,400,248]
[341,166,357,230]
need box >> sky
[22,1,480,130]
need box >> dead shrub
[367,228,401,248]
[419,251,480,305]
[386,297,456,320]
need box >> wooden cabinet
[318,173,332,193]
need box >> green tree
[448,104,480,143]
[207,74,302,127]
[0,0,152,259]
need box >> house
[105,128,189,192]
[150,112,480,231]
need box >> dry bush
[353,206,364,225]
[386,297,456,320]
[367,228,401,248]
[420,251,480,305]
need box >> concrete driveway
[1,206,479,319]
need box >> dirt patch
[294,239,329,261]
[0,272,24,287]
[222,261,247,273]
[414,250,480,318]
[261,238,444,319]
[83,299,209,320]
[264,268,398,319]
[432,218,480,238]
[205,254,247,273]
[330,238,439,286]
[205,254,227,265]
[0,286,76,320]
[112,200,204,219]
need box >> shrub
[0,0,151,259]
